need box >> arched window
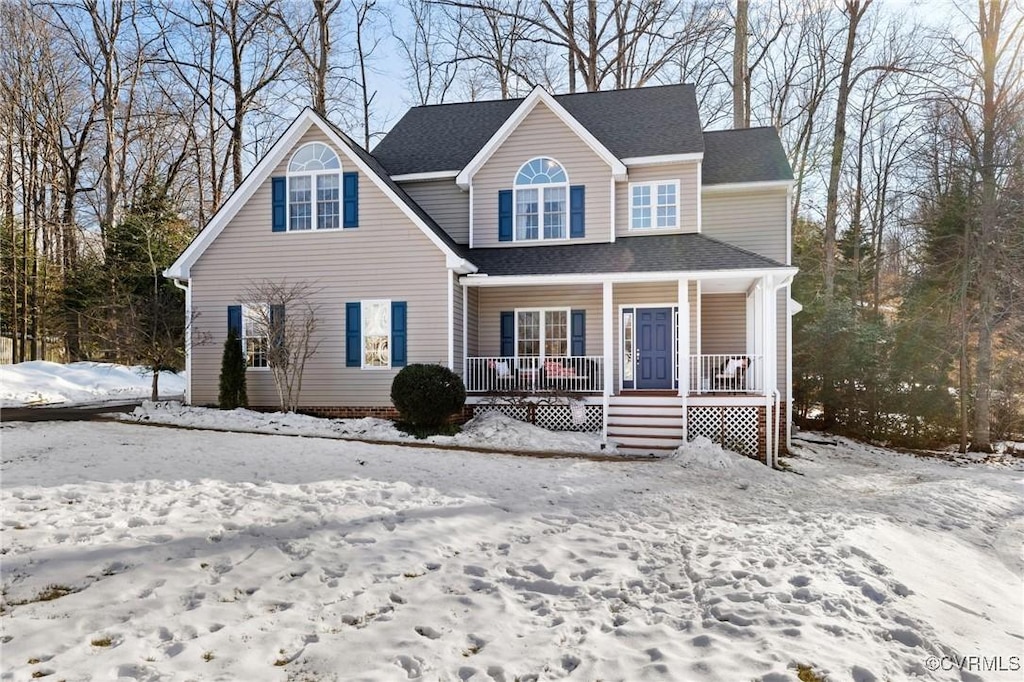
[287,142,341,230]
[514,157,568,241]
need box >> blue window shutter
[498,190,513,242]
[346,302,361,367]
[571,309,586,356]
[391,301,407,367]
[270,304,285,349]
[569,185,585,238]
[500,311,514,357]
[271,177,286,232]
[343,172,359,228]
[228,305,242,337]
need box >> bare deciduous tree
[241,280,322,413]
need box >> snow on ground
[122,401,609,455]
[1,421,1021,681]
[0,361,184,407]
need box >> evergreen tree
[218,327,247,409]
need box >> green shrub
[218,328,247,409]
[391,363,466,431]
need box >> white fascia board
[455,86,627,189]
[164,108,467,281]
[701,180,794,194]
[621,152,704,166]
[164,109,321,281]
[391,170,459,182]
[461,266,798,287]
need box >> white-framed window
[288,142,341,231]
[630,180,679,230]
[242,304,269,368]
[362,299,391,369]
[515,308,570,359]
[514,157,568,241]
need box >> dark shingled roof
[465,233,785,277]
[702,128,793,185]
[319,113,465,254]
[372,84,704,176]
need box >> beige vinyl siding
[190,127,449,407]
[400,179,469,244]
[701,189,789,263]
[475,285,603,357]
[472,102,613,247]
[611,282,698,389]
[701,294,746,354]
[615,162,699,237]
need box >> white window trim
[360,299,392,370]
[242,303,270,371]
[513,307,572,361]
[628,179,681,231]
[513,157,570,243]
[287,142,342,232]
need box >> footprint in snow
[415,625,442,639]
[394,654,423,679]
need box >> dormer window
[630,180,679,230]
[288,142,341,230]
[514,157,568,241]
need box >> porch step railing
[465,356,604,393]
[689,354,763,394]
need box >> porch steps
[607,394,684,455]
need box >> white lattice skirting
[688,406,760,458]
[472,402,604,433]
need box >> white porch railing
[689,354,763,394]
[465,356,604,393]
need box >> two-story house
[164,84,798,464]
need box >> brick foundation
[263,405,474,423]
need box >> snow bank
[124,401,610,455]
[0,360,185,407]
[450,409,609,454]
[670,435,763,470]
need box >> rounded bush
[390,363,467,429]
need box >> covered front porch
[460,273,782,398]
[457,269,792,461]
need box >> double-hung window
[242,304,269,368]
[514,158,568,241]
[288,142,341,231]
[630,180,679,230]
[516,309,569,360]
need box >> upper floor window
[514,157,568,241]
[630,180,679,230]
[288,142,341,231]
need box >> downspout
[769,275,793,469]
[172,278,191,405]
[771,388,781,468]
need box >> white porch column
[461,280,469,378]
[678,278,690,442]
[677,278,690,397]
[602,281,613,443]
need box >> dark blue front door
[636,307,673,389]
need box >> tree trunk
[732,0,747,129]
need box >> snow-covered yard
[1,418,1021,681]
[1,361,185,407]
